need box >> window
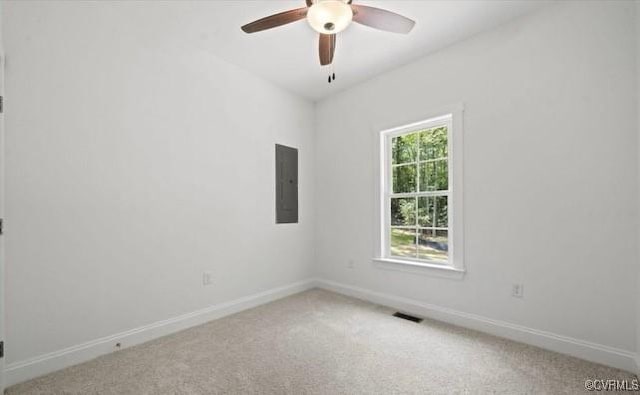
[377,111,463,272]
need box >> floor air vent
[392,312,423,323]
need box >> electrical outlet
[347,259,355,269]
[203,271,213,286]
[512,284,524,298]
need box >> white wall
[316,0,638,354]
[3,1,315,365]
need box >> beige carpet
[7,289,636,394]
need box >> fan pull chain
[328,64,336,84]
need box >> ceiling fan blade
[319,33,336,66]
[241,7,308,33]
[351,4,415,34]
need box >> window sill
[372,258,466,280]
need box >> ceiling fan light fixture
[307,0,353,34]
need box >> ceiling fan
[241,0,415,80]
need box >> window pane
[419,196,447,228]
[391,228,417,258]
[419,162,433,192]
[392,133,418,164]
[418,229,448,262]
[435,196,448,227]
[436,160,448,190]
[417,196,434,227]
[419,159,447,191]
[391,198,416,226]
[393,164,417,193]
[420,127,448,160]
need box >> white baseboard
[315,278,637,373]
[4,278,317,387]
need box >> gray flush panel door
[275,144,298,224]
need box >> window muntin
[385,118,452,265]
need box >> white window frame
[374,106,464,276]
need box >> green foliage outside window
[390,126,449,262]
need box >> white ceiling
[153,1,551,101]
